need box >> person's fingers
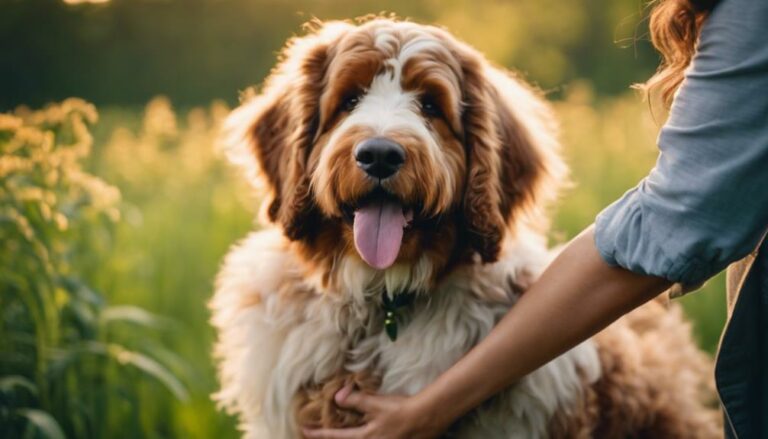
[301,426,368,439]
[335,387,374,413]
[334,383,354,405]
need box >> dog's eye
[340,94,360,113]
[420,95,442,118]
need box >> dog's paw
[295,370,381,430]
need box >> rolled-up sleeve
[595,0,768,287]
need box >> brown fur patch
[550,298,722,439]
[294,370,381,432]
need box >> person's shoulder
[680,0,768,104]
[706,0,768,41]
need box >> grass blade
[16,409,66,439]
[107,344,189,402]
[101,305,173,330]
[0,375,38,398]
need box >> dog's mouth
[341,187,414,270]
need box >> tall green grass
[1,91,727,438]
[87,97,249,438]
[0,100,189,439]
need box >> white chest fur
[210,229,601,439]
[346,275,601,438]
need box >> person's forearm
[412,225,671,432]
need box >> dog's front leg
[295,370,381,431]
[262,298,353,438]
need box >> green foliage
[0,101,188,438]
[87,97,251,439]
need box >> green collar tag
[381,291,416,342]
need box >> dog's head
[226,18,565,283]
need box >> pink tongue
[353,201,407,270]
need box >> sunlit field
[1,0,728,438]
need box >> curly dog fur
[210,17,721,438]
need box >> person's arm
[408,227,670,434]
[409,226,670,435]
[304,227,670,439]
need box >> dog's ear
[223,22,349,240]
[460,55,567,263]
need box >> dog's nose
[354,138,406,179]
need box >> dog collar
[381,290,416,342]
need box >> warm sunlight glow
[63,0,110,4]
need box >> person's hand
[301,384,447,439]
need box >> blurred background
[0,0,726,438]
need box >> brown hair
[643,0,720,106]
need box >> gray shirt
[595,0,768,287]
[593,0,768,435]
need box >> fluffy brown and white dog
[210,18,721,439]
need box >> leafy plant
[0,100,187,439]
